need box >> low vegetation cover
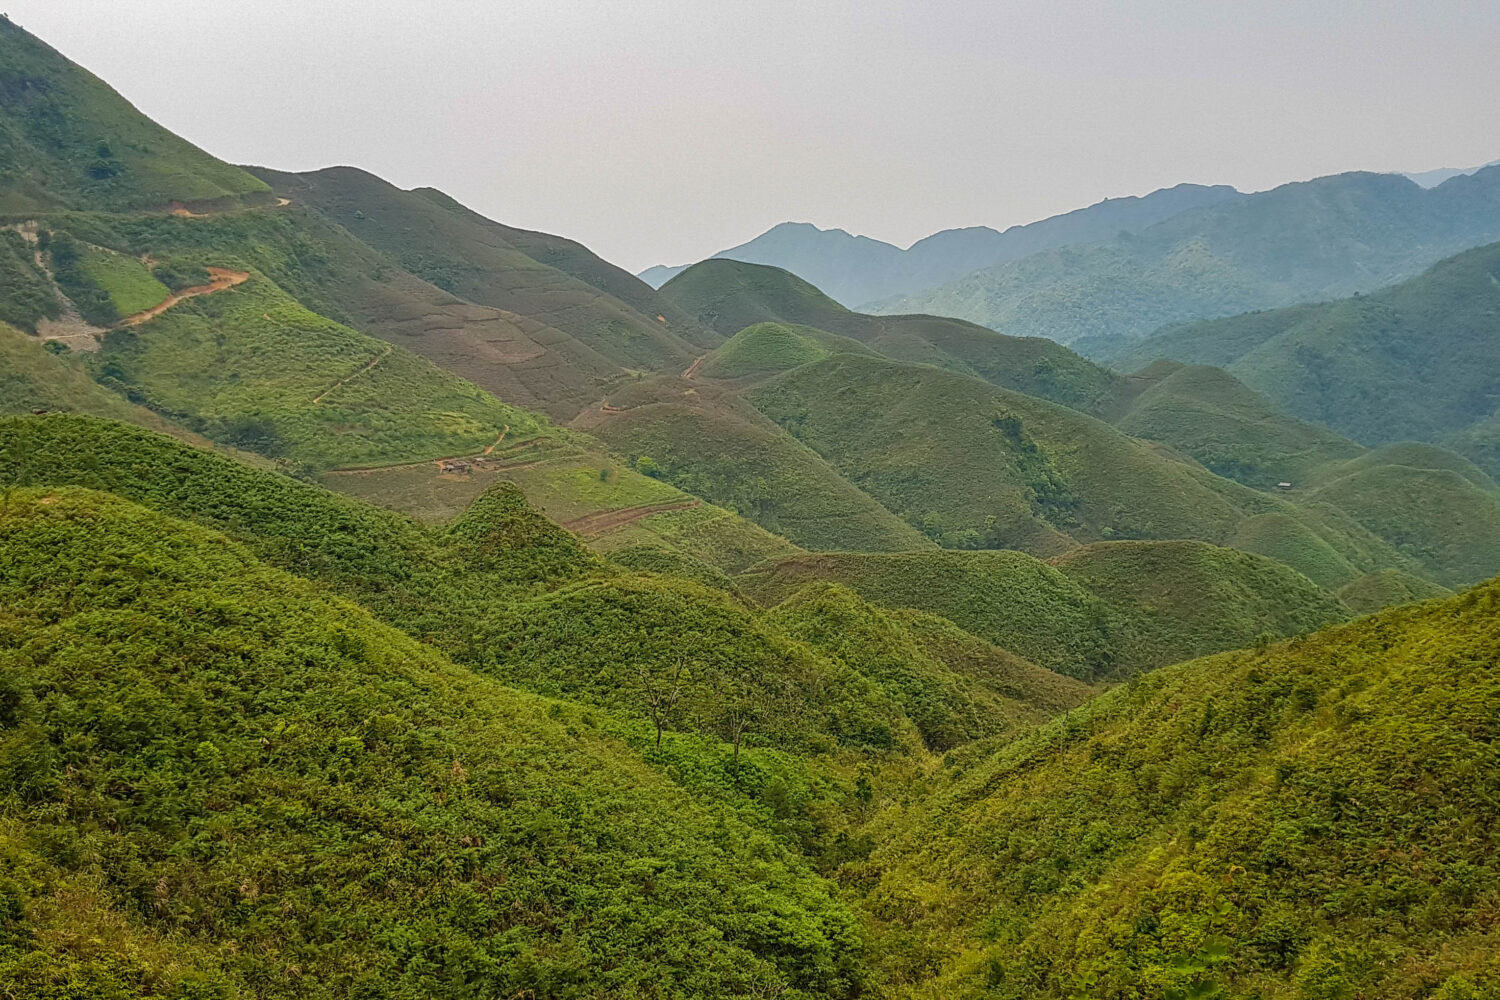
[855,578,1500,999]
[0,487,867,999]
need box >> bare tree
[638,657,688,749]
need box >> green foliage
[662,258,1120,412]
[0,228,60,331]
[856,578,1500,999]
[85,274,540,469]
[75,243,169,317]
[1112,361,1365,489]
[1335,569,1453,615]
[0,487,867,998]
[46,229,117,325]
[0,19,269,212]
[698,321,866,379]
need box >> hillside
[0,486,868,998]
[663,258,1121,413]
[855,576,1500,999]
[638,184,1241,307]
[873,168,1500,348]
[1110,360,1366,488]
[0,18,269,213]
[1111,241,1500,472]
[698,321,879,380]
[737,540,1347,682]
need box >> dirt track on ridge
[117,268,250,327]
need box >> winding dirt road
[117,268,250,328]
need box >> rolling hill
[873,168,1500,349]
[1111,241,1500,471]
[662,258,1121,414]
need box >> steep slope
[1336,568,1453,614]
[663,258,1120,413]
[252,165,716,365]
[856,578,1500,999]
[1111,360,1365,488]
[639,184,1240,306]
[1113,241,1500,465]
[875,168,1500,348]
[0,18,269,212]
[698,321,879,380]
[0,486,867,998]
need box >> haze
[10,0,1500,272]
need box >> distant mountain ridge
[875,166,1500,348]
[639,183,1242,306]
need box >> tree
[638,656,688,749]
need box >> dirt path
[561,499,701,536]
[481,426,511,455]
[682,354,706,379]
[313,347,393,404]
[117,268,250,328]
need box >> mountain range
[2,16,1498,998]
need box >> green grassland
[0,487,867,999]
[1336,568,1454,614]
[76,243,168,316]
[855,577,1500,999]
[88,274,540,470]
[1112,241,1500,477]
[698,321,876,379]
[0,19,269,213]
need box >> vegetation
[1336,568,1453,614]
[0,227,60,330]
[698,322,874,379]
[0,18,269,213]
[663,258,1120,413]
[876,168,1500,349]
[855,579,1500,999]
[1111,361,1365,488]
[0,487,868,998]
[1113,241,1500,477]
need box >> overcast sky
[10,0,1500,272]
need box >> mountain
[1110,241,1500,476]
[874,168,1500,349]
[640,183,1241,306]
[855,577,1500,999]
[0,18,270,213]
[1403,158,1500,188]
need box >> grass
[0,228,60,330]
[76,244,168,317]
[1336,568,1453,614]
[1111,361,1365,489]
[698,321,865,379]
[0,19,269,213]
[856,576,1500,999]
[87,274,541,470]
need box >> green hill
[663,258,1120,413]
[0,486,866,998]
[1112,241,1500,473]
[0,19,269,213]
[698,321,877,380]
[855,575,1500,999]
[1111,361,1365,488]
[1050,539,1349,668]
[738,540,1349,683]
[1336,568,1453,614]
[874,169,1500,350]
[252,166,716,371]
[575,376,935,553]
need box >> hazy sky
[10,1,1500,272]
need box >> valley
[1,13,1498,1000]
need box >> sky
[9,0,1500,273]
